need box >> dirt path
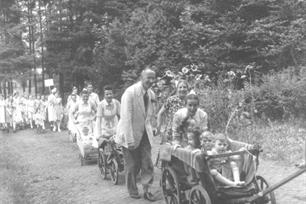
[0,129,305,204]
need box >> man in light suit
[115,68,156,201]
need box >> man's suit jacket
[115,81,155,148]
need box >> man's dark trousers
[122,131,154,196]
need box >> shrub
[247,67,306,120]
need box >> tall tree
[0,0,32,96]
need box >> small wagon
[97,138,124,185]
[159,142,277,204]
[76,121,98,166]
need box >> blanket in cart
[159,144,208,173]
[159,144,257,185]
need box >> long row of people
[0,92,54,132]
[62,70,248,201]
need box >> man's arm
[96,103,103,138]
[120,90,135,148]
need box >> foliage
[1,0,306,99]
[117,0,306,88]
[231,120,306,164]
[248,67,306,120]
[0,0,32,75]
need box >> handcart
[159,142,272,204]
[97,138,124,185]
[159,141,306,204]
[76,121,98,166]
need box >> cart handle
[247,167,306,203]
[205,148,261,160]
[205,150,246,160]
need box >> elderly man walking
[115,68,157,201]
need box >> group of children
[0,93,51,132]
[0,91,66,132]
[183,118,248,188]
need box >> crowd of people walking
[1,68,305,203]
[0,92,51,132]
[0,68,211,201]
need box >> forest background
[1,0,306,163]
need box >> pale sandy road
[258,159,306,204]
[0,129,305,204]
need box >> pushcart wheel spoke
[189,185,211,204]
[161,167,181,204]
[254,175,276,204]
[110,159,119,185]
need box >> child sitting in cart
[205,133,245,187]
[200,131,214,153]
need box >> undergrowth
[228,120,306,164]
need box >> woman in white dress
[20,95,28,127]
[0,94,7,129]
[37,95,47,130]
[33,95,41,127]
[12,92,23,131]
[71,89,96,127]
[5,96,13,129]
[66,94,78,135]
[54,92,64,132]
[48,88,57,131]
[27,95,35,129]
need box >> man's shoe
[144,192,157,202]
[130,193,141,199]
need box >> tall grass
[230,120,306,164]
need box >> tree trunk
[58,0,64,99]
[27,0,32,95]
[38,0,45,94]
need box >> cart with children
[158,128,306,204]
[159,131,277,204]
[76,121,99,166]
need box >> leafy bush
[247,67,306,120]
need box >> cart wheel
[254,175,276,204]
[79,154,85,166]
[98,150,107,179]
[110,159,119,185]
[189,185,211,204]
[161,166,181,204]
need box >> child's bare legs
[42,120,45,130]
[230,161,241,183]
[29,117,33,129]
[12,121,16,131]
[52,121,56,131]
[210,169,244,187]
[56,119,61,132]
